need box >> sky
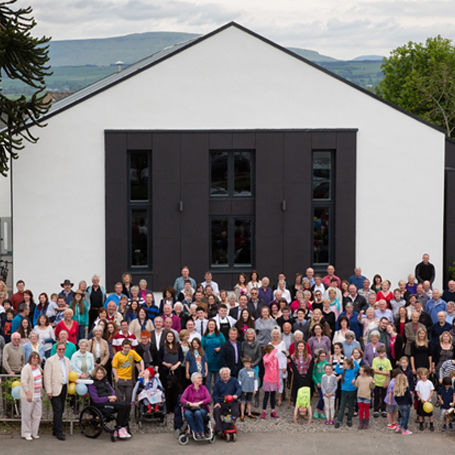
[14,0,455,60]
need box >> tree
[0,0,52,176]
[375,36,455,138]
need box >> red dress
[376,291,393,309]
[55,320,79,344]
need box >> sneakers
[240,416,245,422]
[373,412,379,418]
[395,426,401,432]
[449,423,454,430]
[32,435,40,439]
[24,436,33,441]
[381,411,387,418]
[271,412,279,419]
[313,412,319,418]
[261,412,267,419]
[442,424,447,431]
[419,423,424,431]
[330,420,335,425]
[402,430,412,435]
[247,414,257,421]
[387,423,397,430]
[319,412,326,419]
[347,421,353,427]
[118,428,131,439]
[334,422,340,428]
[325,420,330,425]
[429,424,434,432]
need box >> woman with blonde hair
[410,327,431,376]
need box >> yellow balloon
[423,402,433,413]
[68,371,79,382]
[68,382,77,395]
[11,381,21,389]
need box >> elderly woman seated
[180,372,212,439]
[70,339,95,379]
[88,366,132,439]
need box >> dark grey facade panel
[105,130,357,291]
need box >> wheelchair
[134,397,167,428]
[79,404,132,443]
[175,404,216,445]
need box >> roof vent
[115,61,124,73]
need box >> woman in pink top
[261,346,280,419]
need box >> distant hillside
[48,31,200,66]
[351,55,384,61]
[287,47,338,62]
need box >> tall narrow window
[129,151,151,268]
[211,217,253,268]
[210,150,253,197]
[312,151,334,265]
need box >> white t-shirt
[416,379,434,401]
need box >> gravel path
[132,392,449,435]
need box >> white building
[0,22,452,295]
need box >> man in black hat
[58,279,74,306]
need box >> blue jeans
[78,324,86,342]
[184,408,208,434]
[206,370,219,395]
[398,404,410,431]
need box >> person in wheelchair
[212,367,241,435]
[131,367,164,415]
[88,365,132,439]
[180,372,212,439]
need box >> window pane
[130,152,149,200]
[211,219,229,266]
[234,151,252,196]
[234,218,252,265]
[313,207,330,264]
[211,152,229,196]
[131,210,148,266]
[313,151,331,199]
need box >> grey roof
[37,22,446,135]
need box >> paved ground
[0,430,453,455]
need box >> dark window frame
[210,149,255,199]
[210,215,254,269]
[311,150,335,267]
[128,150,152,270]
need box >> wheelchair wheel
[225,433,231,442]
[232,433,237,442]
[209,433,216,444]
[79,406,104,439]
[178,434,189,445]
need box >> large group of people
[1,253,455,440]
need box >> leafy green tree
[376,36,455,137]
[0,0,52,176]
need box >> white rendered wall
[0,172,10,218]
[12,25,446,294]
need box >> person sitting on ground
[293,386,313,425]
[88,365,132,439]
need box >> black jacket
[219,339,242,377]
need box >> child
[398,356,414,394]
[438,376,455,430]
[2,309,14,343]
[390,289,406,319]
[415,367,435,431]
[131,367,164,414]
[351,347,364,367]
[261,345,280,419]
[385,369,401,429]
[185,338,208,379]
[335,358,360,428]
[312,350,329,419]
[394,372,413,434]
[293,386,313,425]
[321,364,337,425]
[372,345,392,418]
[238,356,258,421]
[354,365,375,429]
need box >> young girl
[321,364,337,425]
[354,365,375,429]
[312,350,329,419]
[131,367,164,414]
[261,345,280,419]
[185,338,208,379]
[293,386,313,425]
[335,358,360,428]
[385,369,401,429]
[332,342,345,411]
[415,367,435,432]
[394,372,413,434]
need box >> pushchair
[174,395,216,445]
[218,395,237,442]
[133,369,167,428]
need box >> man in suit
[229,295,248,320]
[150,316,168,349]
[219,328,242,377]
[44,341,71,440]
[247,289,264,319]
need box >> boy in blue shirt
[438,377,455,430]
[237,356,258,421]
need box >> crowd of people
[1,253,455,441]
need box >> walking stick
[288,372,294,406]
